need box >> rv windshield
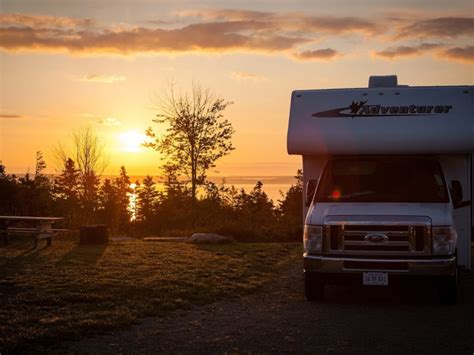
[315,158,449,203]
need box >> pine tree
[54,158,80,224]
[0,163,18,214]
[114,166,132,230]
[81,170,100,223]
[235,181,275,232]
[136,175,158,222]
[162,163,184,198]
[277,170,304,241]
[55,158,79,200]
[56,128,107,223]
[278,169,303,221]
[99,178,119,228]
[34,151,50,189]
[31,151,52,215]
[35,151,47,177]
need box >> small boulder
[187,233,234,244]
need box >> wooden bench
[5,227,69,247]
[0,216,66,248]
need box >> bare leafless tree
[55,127,107,176]
[54,127,108,221]
[72,128,108,177]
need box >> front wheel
[438,268,458,305]
[305,272,325,302]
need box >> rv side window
[315,158,449,203]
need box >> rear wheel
[438,268,458,305]
[305,272,325,302]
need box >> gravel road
[59,257,474,354]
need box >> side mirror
[450,180,463,206]
[305,179,318,207]
[450,180,471,209]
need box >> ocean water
[121,175,297,203]
[17,174,296,203]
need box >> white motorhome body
[287,78,473,273]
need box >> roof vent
[368,75,398,88]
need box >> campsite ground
[1,238,474,354]
[0,236,299,352]
[62,251,474,355]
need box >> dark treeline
[0,152,303,242]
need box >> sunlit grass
[0,236,300,352]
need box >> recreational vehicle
[287,75,473,303]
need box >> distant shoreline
[8,174,296,201]
[10,174,296,185]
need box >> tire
[438,268,458,305]
[305,272,325,302]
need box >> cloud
[0,10,471,65]
[178,9,267,21]
[0,13,95,29]
[97,117,122,126]
[438,45,474,63]
[394,17,474,39]
[374,43,474,63]
[374,43,442,59]
[0,23,308,55]
[145,20,170,26]
[180,9,380,35]
[302,16,378,35]
[0,11,375,58]
[0,114,21,118]
[231,71,267,81]
[292,48,340,60]
[79,74,126,83]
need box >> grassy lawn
[0,236,300,352]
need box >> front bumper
[304,253,456,277]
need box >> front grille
[323,216,431,257]
[344,261,409,271]
[344,245,409,252]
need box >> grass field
[0,236,300,352]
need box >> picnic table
[0,216,65,248]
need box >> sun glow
[118,131,146,153]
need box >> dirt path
[59,261,474,354]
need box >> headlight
[432,226,457,256]
[303,225,323,254]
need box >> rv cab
[287,75,473,303]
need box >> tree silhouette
[136,175,156,221]
[145,83,234,203]
[56,128,107,223]
[55,158,79,200]
[278,169,303,220]
[99,178,119,229]
[0,163,18,214]
[114,166,132,229]
[54,158,80,224]
[35,151,47,178]
[277,170,304,240]
[32,151,52,215]
[136,175,158,224]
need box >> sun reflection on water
[128,183,137,221]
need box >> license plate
[363,272,388,286]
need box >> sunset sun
[118,131,146,153]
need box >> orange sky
[0,1,473,176]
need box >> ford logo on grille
[364,233,388,243]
